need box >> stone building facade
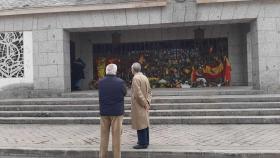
[0,0,279,97]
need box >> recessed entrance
[69,24,250,91]
[92,38,228,88]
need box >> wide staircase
[0,87,280,124]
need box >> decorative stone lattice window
[0,32,24,78]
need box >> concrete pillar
[250,18,280,91]
[246,31,253,86]
[33,29,71,93]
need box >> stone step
[0,147,279,158]
[150,95,280,103]
[62,88,264,98]
[0,116,279,124]
[0,105,94,111]
[1,94,280,105]
[149,102,280,110]
[0,108,280,117]
[147,108,280,116]
[0,102,280,111]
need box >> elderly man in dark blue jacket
[98,64,127,158]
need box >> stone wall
[250,17,280,91]
[0,0,279,93]
[32,29,70,93]
[0,0,274,32]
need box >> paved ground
[0,124,280,152]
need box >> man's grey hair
[131,62,141,73]
[106,64,117,75]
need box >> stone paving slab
[0,124,280,151]
[0,124,280,157]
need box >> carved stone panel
[0,32,24,78]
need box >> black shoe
[133,144,148,149]
[137,141,149,146]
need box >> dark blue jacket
[98,75,127,116]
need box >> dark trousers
[137,127,149,146]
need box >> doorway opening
[69,24,249,91]
[92,38,228,88]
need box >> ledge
[196,0,251,3]
[0,0,167,17]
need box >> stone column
[251,17,280,91]
[246,31,253,86]
[33,29,71,93]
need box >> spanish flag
[203,63,224,79]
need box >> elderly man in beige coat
[130,62,152,149]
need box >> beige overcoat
[130,72,152,130]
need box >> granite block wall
[0,0,279,93]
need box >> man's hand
[144,104,150,111]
